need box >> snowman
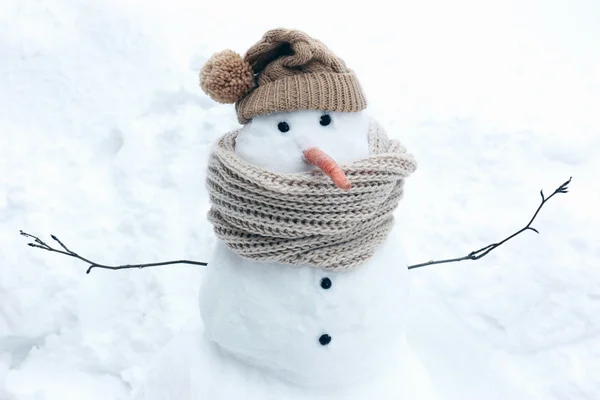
[134,28,439,400]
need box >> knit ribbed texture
[206,119,417,271]
[235,28,367,123]
[235,72,366,124]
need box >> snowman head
[200,28,369,184]
[234,109,370,175]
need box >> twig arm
[407,177,571,270]
[21,178,571,273]
[20,230,207,274]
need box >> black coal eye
[278,122,290,133]
[320,114,331,126]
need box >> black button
[320,277,332,289]
[319,334,331,346]
[277,121,290,133]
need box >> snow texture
[132,321,440,400]
[1,0,599,399]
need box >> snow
[131,321,440,400]
[1,0,599,399]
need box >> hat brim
[235,71,367,124]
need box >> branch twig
[407,177,571,270]
[22,177,571,273]
[19,231,207,274]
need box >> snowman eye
[278,121,290,133]
[320,114,332,126]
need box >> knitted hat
[199,28,367,124]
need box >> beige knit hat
[199,28,367,124]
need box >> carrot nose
[303,147,351,190]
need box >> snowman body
[199,110,411,389]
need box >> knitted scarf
[206,119,417,271]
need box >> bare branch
[408,177,572,270]
[28,243,51,250]
[21,231,51,249]
[20,230,207,274]
[22,177,571,274]
[51,234,72,253]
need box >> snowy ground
[1,0,599,398]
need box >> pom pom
[199,50,255,104]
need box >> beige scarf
[205,119,417,271]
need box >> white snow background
[1,0,599,398]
